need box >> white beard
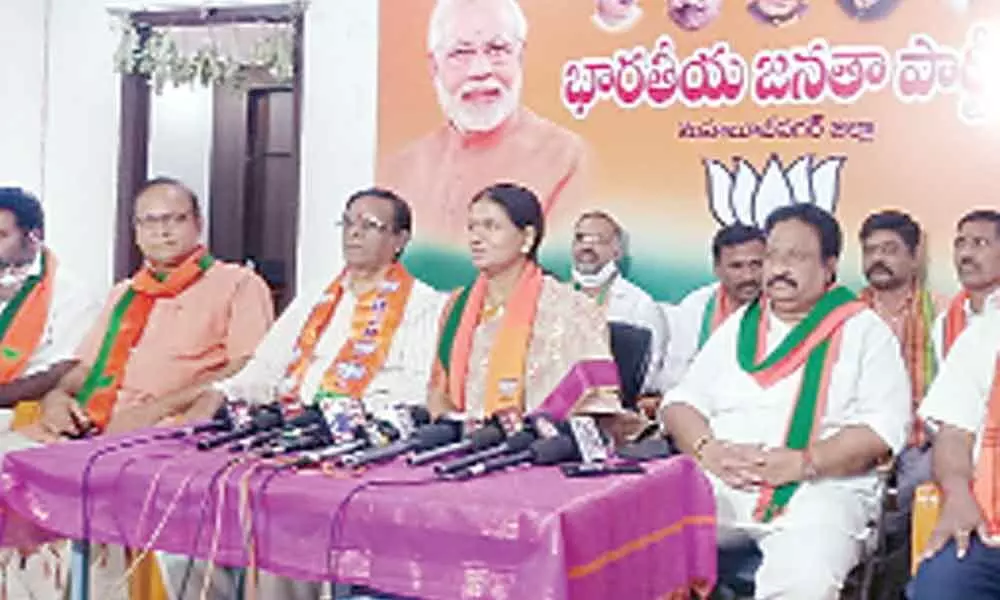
[434,73,522,134]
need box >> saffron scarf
[0,250,56,384]
[974,356,1000,540]
[279,262,414,413]
[76,247,215,430]
[859,286,937,446]
[698,286,736,350]
[737,286,865,522]
[435,262,544,416]
[942,290,971,358]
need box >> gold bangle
[693,434,713,462]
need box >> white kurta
[662,305,912,599]
[659,282,718,391]
[604,276,669,393]
[930,287,1000,365]
[216,274,446,417]
[0,252,101,431]
[920,310,1000,464]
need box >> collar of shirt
[964,287,1000,316]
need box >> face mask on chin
[572,260,618,289]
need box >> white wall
[0,0,381,292]
[148,85,214,234]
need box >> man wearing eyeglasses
[160,187,446,600]
[376,0,589,245]
[571,211,668,416]
[33,177,275,440]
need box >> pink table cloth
[0,431,717,599]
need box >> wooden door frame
[113,3,304,282]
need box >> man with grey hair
[377,0,589,243]
[571,210,668,415]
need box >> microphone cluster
[174,398,647,481]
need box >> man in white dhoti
[661,203,911,599]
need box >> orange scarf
[974,356,1000,539]
[0,250,56,384]
[435,262,544,416]
[859,285,937,446]
[280,263,414,413]
[76,247,214,430]
[942,290,971,358]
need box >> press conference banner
[376,0,1000,301]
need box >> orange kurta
[75,261,274,414]
[377,108,590,243]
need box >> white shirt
[659,282,719,391]
[920,310,1000,464]
[604,276,669,393]
[931,287,1000,365]
[217,274,446,418]
[0,252,102,431]
[662,305,911,523]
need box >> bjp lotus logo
[704,154,846,227]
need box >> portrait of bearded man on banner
[837,0,900,21]
[746,0,808,26]
[667,0,723,31]
[592,0,644,33]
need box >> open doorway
[114,4,303,313]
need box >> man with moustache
[161,188,446,600]
[746,0,809,26]
[660,224,765,391]
[570,211,668,413]
[377,0,589,243]
[932,210,1000,364]
[858,210,945,532]
[661,204,910,598]
[0,188,101,600]
[592,0,643,33]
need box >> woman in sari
[429,183,636,435]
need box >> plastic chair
[910,483,941,575]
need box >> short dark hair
[136,177,202,217]
[345,187,412,235]
[859,210,921,255]
[957,209,1000,238]
[711,224,765,263]
[472,183,545,260]
[0,187,44,235]
[765,204,842,260]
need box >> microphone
[340,421,462,468]
[447,434,581,481]
[407,421,505,466]
[196,404,283,450]
[278,437,370,470]
[167,399,248,438]
[434,428,537,475]
[228,407,326,452]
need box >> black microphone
[447,434,581,481]
[434,428,537,475]
[407,421,505,466]
[196,405,283,450]
[167,401,243,438]
[340,421,462,468]
[229,407,326,452]
[278,437,371,470]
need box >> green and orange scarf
[859,285,937,446]
[433,262,543,416]
[974,356,1000,541]
[698,286,736,350]
[280,262,414,412]
[0,250,56,384]
[942,290,971,358]
[738,286,864,522]
[76,247,215,430]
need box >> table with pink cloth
[0,431,717,599]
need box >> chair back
[608,321,652,410]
